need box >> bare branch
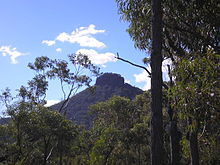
[116,52,169,89]
[46,146,55,161]
[59,84,77,114]
[116,53,151,76]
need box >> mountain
[51,73,143,127]
[0,117,10,125]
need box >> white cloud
[45,100,60,107]
[56,32,69,42]
[0,46,27,64]
[56,48,62,52]
[162,58,172,73]
[125,79,131,84]
[134,58,173,90]
[42,40,56,46]
[56,24,106,48]
[76,49,117,65]
[134,71,151,90]
[162,58,173,81]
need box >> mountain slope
[52,73,143,127]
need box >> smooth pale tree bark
[150,0,164,164]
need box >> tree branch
[116,53,169,89]
[116,53,151,76]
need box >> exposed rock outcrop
[95,73,124,87]
[52,73,143,128]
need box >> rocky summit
[95,73,125,87]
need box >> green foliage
[116,0,220,56]
[0,103,80,165]
[52,74,143,128]
[89,94,151,164]
[27,53,100,111]
[1,91,151,165]
[172,52,219,122]
[116,0,152,51]
[170,52,220,164]
[116,1,219,164]
[0,53,100,164]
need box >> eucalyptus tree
[89,96,137,164]
[116,0,219,57]
[15,53,99,161]
[170,52,220,164]
[28,53,100,114]
[0,53,100,164]
[89,94,151,165]
[27,53,100,165]
[116,0,219,164]
[116,0,165,164]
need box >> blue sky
[0,0,163,113]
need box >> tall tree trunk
[187,118,200,165]
[17,123,22,156]
[170,120,182,165]
[167,64,182,164]
[59,138,63,165]
[43,141,48,165]
[138,144,141,165]
[150,0,164,164]
[189,131,200,165]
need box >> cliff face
[95,73,124,87]
[52,73,143,127]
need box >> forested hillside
[52,73,143,128]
